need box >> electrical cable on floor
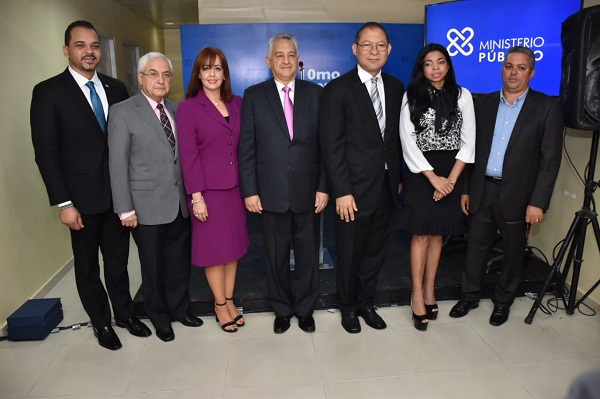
[0,321,93,343]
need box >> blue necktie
[86,81,106,133]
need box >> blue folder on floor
[7,298,63,341]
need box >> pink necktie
[283,86,294,140]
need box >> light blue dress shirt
[485,90,528,177]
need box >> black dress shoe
[156,326,175,342]
[116,317,152,337]
[177,313,203,327]
[341,312,361,334]
[296,315,315,333]
[273,316,291,334]
[358,305,387,330]
[489,304,510,326]
[93,326,122,350]
[449,299,479,318]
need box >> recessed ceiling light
[165,22,175,25]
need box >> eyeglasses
[140,70,172,80]
[356,42,389,52]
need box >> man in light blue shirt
[449,46,564,327]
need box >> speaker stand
[525,130,600,323]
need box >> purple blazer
[177,91,242,194]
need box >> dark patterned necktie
[156,103,175,151]
[86,81,106,133]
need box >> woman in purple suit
[177,47,249,333]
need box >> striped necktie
[370,77,385,138]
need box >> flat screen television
[425,0,581,95]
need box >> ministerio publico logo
[447,27,474,56]
[445,26,546,63]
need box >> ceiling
[114,0,435,29]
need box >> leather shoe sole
[489,305,510,326]
[357,307,387,330]
[449,299,479,318]
[116,317,152,337]
[274,316,291,334]
[341,313,361,334]
[296,315,315,333]
[93,326,122,350]
[177,314,203,327]
[156,326,175,342]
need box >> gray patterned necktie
[370,77,385,138]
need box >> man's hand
[59,206,84,230]
[121,213,138,228]
[526,205,544,225]
[336,194,358,222]
[314,192,329,213]
[244,195,263,214]
[461,194,470,216]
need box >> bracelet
[57,203,74,211]
[191,197,204,205]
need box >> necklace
[209,98,220,106]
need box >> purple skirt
[189,185,249,267]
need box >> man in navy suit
[31,20,151,350]
[319,22,404,334]
[239,33,329,334]
[450,46,564,326]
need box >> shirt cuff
[119,210,136,220]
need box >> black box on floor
[7,298,63,341]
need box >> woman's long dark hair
[185,46,234,102]
[406,43,461,128]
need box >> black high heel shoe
[425,303,439,320]
[215,302,237,333]
[226,297,245,327]
[411,301,429,331]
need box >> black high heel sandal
[425,303,439,320]
[411,300,429,331]
[215,302,237,333]
[226,297,245,327]
[412,312,429,331]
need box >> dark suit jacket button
[175,182,179,186]
[174,160,177,164]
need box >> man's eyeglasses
[140,70,172,80]
[356,42,389,52]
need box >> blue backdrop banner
[180,23,423,97]
[425,0,581,95]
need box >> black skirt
[399,150,466,236]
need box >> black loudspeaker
[560,5,600,130]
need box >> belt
[485,176,502,184]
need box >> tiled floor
[1,267,599,398]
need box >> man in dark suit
[30,20,151,350]
[239,33,328,334]
[450,46,564,326]
[319,22,404,334]
[108,52,203,342]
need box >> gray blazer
[108,91,189,225]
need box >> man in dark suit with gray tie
[239,33,329,334]
[450,46,564,326]
[31,20,151,350]
[319,22,404,334]
[108,52,203,342]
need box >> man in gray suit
[108,52,202,342]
